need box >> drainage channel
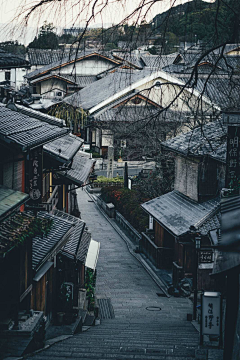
[97,298,115,319]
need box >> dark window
[154,81,161,88]
[131,97,142,105]
[5,71,10,81]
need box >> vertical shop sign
[202,292,221,336]
[29,147,42,203]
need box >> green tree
[0,41,26,55]
[28,21,59,49]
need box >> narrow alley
[27,189,201,360]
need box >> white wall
[102,129,114,147]
[0,68,27,89]
[59,58,115,75]
[40,78,67,95]
[136,77,211,113]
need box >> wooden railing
[141,232,173,269]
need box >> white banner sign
[202,292,221,336]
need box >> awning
[85,239,100,271]
[0,185,29,222]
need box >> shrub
[101,187,149,233]
[94,176,123,184]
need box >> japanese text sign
[199,250,213,264]
[226,126,240,192]
[29,147,42,203]
[202,292,221,336]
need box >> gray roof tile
[27,49,74,66]
[59,152,95,185]
[93,105,183,123]
[25,50,120,80]
[199,210,221,236]
[32,211,74,270]
[77,230,91,263]
[64,68,153,110]
[44,133,83,162]
[0,106,69,150]
[0,50,29,69]
[141,190,219,237]
[53,210,86,260]
[141,53,178,69]
[161,119,227,163]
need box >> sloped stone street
[26,189,201,360]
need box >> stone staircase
[31,317,202,360]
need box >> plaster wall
[58,58,115,75]
[174,155,199,201]
[136,78,211,113]
[40,78,67,95]
[102,129,114,147]
[0,68,27,89]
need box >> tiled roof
[15,103,65,127]
[161,119,227,163]
[27,49,74,66]
[112,52,144,69]
[167,74,240,109]
[191,77,240,108]
[141,53,178,69]
[59,152,95,186]
[32,211,74,271]
[44,133,84,162]
[93,106,182,123]
[64,68,153,110]
[163,63,229,75]
[60,74,98,87]
[199,209,221,236]
[0,105,69,150]
[25,50,120,80]
[77,230,91,263]
[141,190,219,237]
[53,210,86,260]
[213,44,240,56]
[30,73,98,88]
[0,50,29,69]
[0,185,29,221]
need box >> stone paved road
[27,189,201,360]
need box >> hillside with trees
[152,0,240,46]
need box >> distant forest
[152,0,240,45]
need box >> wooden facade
[0,235,32,324]
[31,266,54,320]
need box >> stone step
[44,347,196,357]
[26,356,196,360]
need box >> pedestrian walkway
[23,189,220,360]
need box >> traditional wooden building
[141,119,226,291]
[0,102,99,356]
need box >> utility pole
[124,162,128,188]
[107,146,114,179]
